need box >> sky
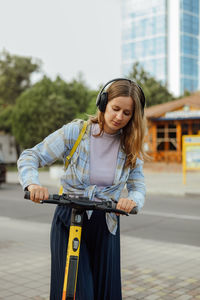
[0,0,121,90]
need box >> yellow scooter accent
[62,209,84,300]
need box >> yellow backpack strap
[59,121,87,195]
[64,121,87,169]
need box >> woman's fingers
[44,188,49,200]
[27,184,49,203]
[116,198,136,214]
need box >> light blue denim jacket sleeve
[126,158,146,211]
[17,120,81,190]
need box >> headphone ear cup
[98,92,108,112]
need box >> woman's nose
[116,111,123,120]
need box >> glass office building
[121,0,200,96]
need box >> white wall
[168,0,180,96]
[0,134,17,163]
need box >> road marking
[141,211,200,221]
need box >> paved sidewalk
[0,217,200,300]
[121,236,200,300]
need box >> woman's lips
[112,121,121,127]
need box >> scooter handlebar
[24,191,138,215]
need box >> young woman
[18,78,147,300]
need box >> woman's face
[104,96,134,134]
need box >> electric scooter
[24,192,138,300]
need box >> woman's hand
[116,198,137,215]
[27,184,49,203]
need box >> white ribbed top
[89,123,120,187]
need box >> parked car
[0,153,6,184]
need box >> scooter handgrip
[24,191,55,201]
[130,206,138,215]
[24,191,31,199]
[112,201,138,215]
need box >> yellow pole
[182,136,186,185]
[62,209,83,300]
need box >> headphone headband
[96,78,145,114]
[97,78,132,99]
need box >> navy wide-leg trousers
[50,207,122,300]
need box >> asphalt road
[0,183,200,247]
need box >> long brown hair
[89,80,147,168]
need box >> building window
[181,57,198,77]
[181,35,199,57]
[181,78,198,94]
[181,13,199,35]
[181,123,189,135]
[181,0,199,15]
[192,122,200,134]
[168,124,177,150]
[156,124,177,151]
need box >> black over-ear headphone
[96,78,145,115]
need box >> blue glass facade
[180,0,199,94]
[121,0,200,95]
[121,0,167,83]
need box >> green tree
[0,50,41,142]
[12,76,93,148]
[0,105,14,133]
[128,62,174,107]
[0,50,41,105]
[76,89,98,120]
[53,74,95,116]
